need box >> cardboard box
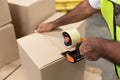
[0,0,12,27]
[8,0,56,38]
[17,12,86,80]
[5,66,102,80]
[0,23,19,67]
[17,33,86,80]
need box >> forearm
[101,39,120,65]
[51,0,100,27]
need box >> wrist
[48,20,62,28]
[92,37,108,57]
[97,38,113,58]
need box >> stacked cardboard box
[17,33,86,80]
[8,0,56,38]
[0,0,12,27]
[17,13,86,80]
[0,0,19,67]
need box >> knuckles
[80,37,103,61]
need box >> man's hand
[36,0,99,33]
[36,23,56,33]
[80,37,104,61]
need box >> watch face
[115,3,120,26]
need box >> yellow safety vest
[101,0,120,79]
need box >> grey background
[85,12,115,80]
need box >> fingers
[80,42,92,56]
[36,24,47,33]
[80,38,101,61]
[36,23,55,33]
[34,30,37,33]
[84,52,100,61]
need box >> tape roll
[61,28,80,48]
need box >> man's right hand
[36,23,56,33]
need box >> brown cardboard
[0,0,12,27]
[8,0,56,38]
[17,33,86,80]
[0,23,19,68]
[17,12,86,80]
[5,66,102,80]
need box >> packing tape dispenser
[61,29,85,63]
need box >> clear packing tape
[61,28,81,48]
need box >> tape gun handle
[76,43,84,59]
[76,43,81,53]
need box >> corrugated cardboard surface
[8,0,56,38]
[0,0,12,27]
[17,12,86,80]
[0,23,19,67]
[41,59,86,80]
[17,33,86,80]
[18,33,66,69]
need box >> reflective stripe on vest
[100,0,120,79]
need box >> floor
[85,12,115,80]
